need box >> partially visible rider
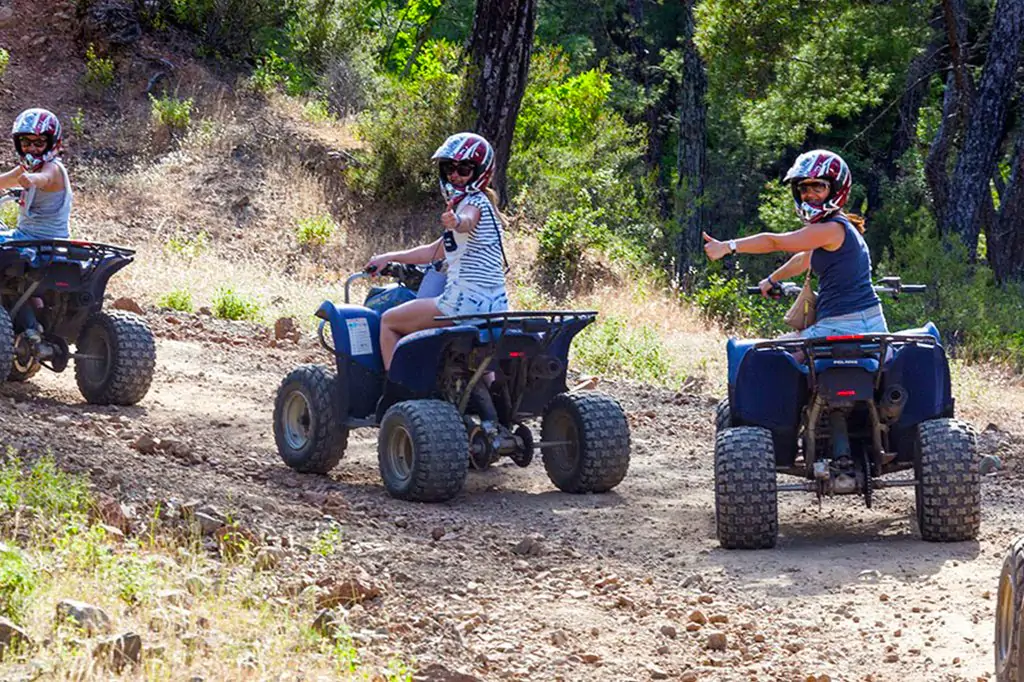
[702,149,887,338]
[365,132,510,370]
[0,108,72,242]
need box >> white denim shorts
[436,280,509,318]
[800,304,888,338]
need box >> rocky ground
[1,307,1020,682]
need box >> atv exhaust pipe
[878,385,907,422]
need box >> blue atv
[272,263,631,503]
[715,277,979,549]
[0,197,156,405]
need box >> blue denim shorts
[800,304,888,338]
[0,229,32,243]
[436,281,509,318]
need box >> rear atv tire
[74,311,156,405]
[915,418,980,542]
[715,398,731,433]
[0,307,12,383]
[7,355,40,382]
[541,392,630,494]
[715,426,778,549]
[273,364,348,474]
[378,400,469,502]
[997,536,1024,682]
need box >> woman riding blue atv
[365,132,510,370]
[702,149,887,338]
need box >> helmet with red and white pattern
[431,132,495,203]
[783,149,852,224]
[12,108,62,171]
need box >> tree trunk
[989,127,1024,281]
[943,0,1024,256]
[464,0,538,207]
[884,32,945,180]
[924,72,960,235]
[674,0,708,284]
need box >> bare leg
[380,298,449,370]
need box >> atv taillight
[836,390,856,397]
[508,351,525,358]
[826,335,864,341]
[55,281,69,288]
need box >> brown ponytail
[844,212,866,234]
[483,187,509,228]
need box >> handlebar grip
[746,287,762,295]
[901,284,927,292]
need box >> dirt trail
[1,315,1019,682]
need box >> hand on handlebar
[757,277,777,298]
[364,255,391,276]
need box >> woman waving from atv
[702,149,887,338]
[0,108,72,242]
[366,132,510,369]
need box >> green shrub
[213,287,262,322]
[84,44,115,90]
[0,197,18,228]
[158,288,194,312]
[70,108,85,138]
[0,454,90,519]
[691,270,785,337]
[510,47,664,268]
[164,230,208,259]
[571,315,674,386]
[0,544,35,623]
[303,98,333,123]
[537,198,608,285]
[150,94,194,129]
[352,40,464,198]
[296,215,336,247]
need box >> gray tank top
[17,160,72,239]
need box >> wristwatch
[728,239,737,255]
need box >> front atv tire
[715,398,731,433]
[715,426,778,549]
[997,536,1024,682]
[0,307,13,383]
[74,311,156,405]
[541,392,630,494]
[378,400,469,502]
[915,418,980,542]
[273,364,348,474]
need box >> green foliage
[352,40,464,197]
[164,230,209,259]
[150,94,194,129]
[0,48,10,80]
[571,315,674,386]
[691,271,785,337]
[537,198,608,285]
[311,526,342,558]
[0,197,19,229]
[213,287,262,322]
[511,47,666,267]
[158,288,194,312]
[84,44,115,90]
[302,98,334,122]
[70,108,85,139]
[0,544,35,623]
[296,214,337,246]
[0,454,90,520]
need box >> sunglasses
[797,179,829,192]
[440,160,476,177]
[17,137,47,150]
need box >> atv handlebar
[344,260,445,303]
[748,276,926,299]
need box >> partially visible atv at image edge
[715,277,980,549]
[0,231,156,405]
[273,263,631,503]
